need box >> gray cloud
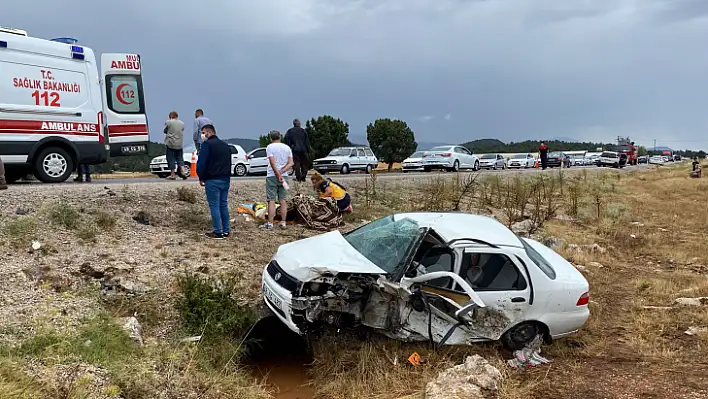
[6,0,708,149]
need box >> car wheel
[183,163,191,177]
[33,146,74,183]
[449,160,460,172]
[424,167,431,173]
[473,160,480,171]
[233,163,247,177]
[492,164,497,170]
[502,321,542,350]
[365,164,373,174]
[341,164,350,174]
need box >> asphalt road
[30,164,647,186]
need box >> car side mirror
[454,299,480,320]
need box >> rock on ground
[674,297,708,307]
[122,316,144,346]
[425,355,502,399]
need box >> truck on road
[0,27,149,183]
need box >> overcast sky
[7,0,708,149]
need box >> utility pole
[654,139,656,154]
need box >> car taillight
[422,154,430,158]
[441,153,452,157]
[576,292,590,306]
[245,155,249,160]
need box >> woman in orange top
[310,173,352,213]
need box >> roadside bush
[175,271,257,342]
[93,210,117,230]
[48,201,80,230]
[176,186,198,204]
[3,217,37,247]
[176,206,211,230]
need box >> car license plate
[121,145,147,154]
[262,283,282,310]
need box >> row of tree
[259,115,417,170]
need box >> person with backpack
[310,173,352,213]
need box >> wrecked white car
[261,212,590,349]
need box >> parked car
[479,154,506,170]
[402,151,426,173]
[507,153,536,169]
[598,151,628,168]
[246,147,268,175]
[149,144,249,178]
[422,145,479,172]
[572,156,585,167]
[638,155,648,164]
[546,152,567,168]
[649,156,665,165]
[261,212,590,350]
[313,147,378,174]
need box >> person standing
[196,124,231,240]
[262,130,294,230]
[74,164,92,183]
[164,111,187,180]
[193,109,213,154]
[0,157,7,190]
[284,118,309,182]
[539,142,549,170]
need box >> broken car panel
[261,212,590,349]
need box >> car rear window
[519,238,556,280]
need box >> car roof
[394,212,523,248]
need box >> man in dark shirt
[196,124,231,240]
[539,142,549,170]
[284,118,310,182]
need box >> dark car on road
[546,152,566,168]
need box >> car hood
[522,238,587,284]
[273,231,387,282]
[403,157,423,162]
[314,156,343,162]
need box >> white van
[0,27,149,183]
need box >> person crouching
[311,173,352,213]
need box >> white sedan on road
[261,212,590,349]
[246,147,268,175]
[507,153,536,168]
[422,145,479,172]
[402,151,426,172]
[150,144,250,178]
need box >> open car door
[100,53,149,157]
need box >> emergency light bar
[52,37,78,44]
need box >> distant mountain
[224,138,260,152]
[549,137,579,143]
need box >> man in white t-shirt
[262,130,294,230]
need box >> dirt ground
[1,165,707,398]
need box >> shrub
[48,201,80,230]
[93,210,117,230]
[175,272,257,342]
[4,217,37,241]
[176,187,198,204]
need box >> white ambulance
[0,27,149,183]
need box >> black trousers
[540,156,548,169]
[293,151,308,181]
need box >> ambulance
[0,27,149,183]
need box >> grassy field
[1,164,707,398]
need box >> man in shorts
[262,130,294,230]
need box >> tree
[637,146,648,156]
[305,115,351,160]
[366,118,417,170]
[259,134,272,147]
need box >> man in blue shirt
[193,109,213,154]
[196,124,231,239]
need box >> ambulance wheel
[33,147,74,183]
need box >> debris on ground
[132,211,150,225]
[674,297,708,307]
[425,355,502,399]
[181,335,202,343]
[506,335,551,369]
[30,241,41,252]
[407,352,424,366]
[684,326,708,336]
[122,316,144,346]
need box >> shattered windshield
[344,216,424,274]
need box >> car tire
[183,163,192,177]
[33,146,74,183]
[365,164,373,174]
[449,160,460,172]
[233,163,247,177]
[502,321,542,350]
[341,164,350,174]
[473,160,480,171]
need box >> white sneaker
[279,221,287,229]
[260,222,273,230]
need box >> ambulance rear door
[100,53,149,156]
